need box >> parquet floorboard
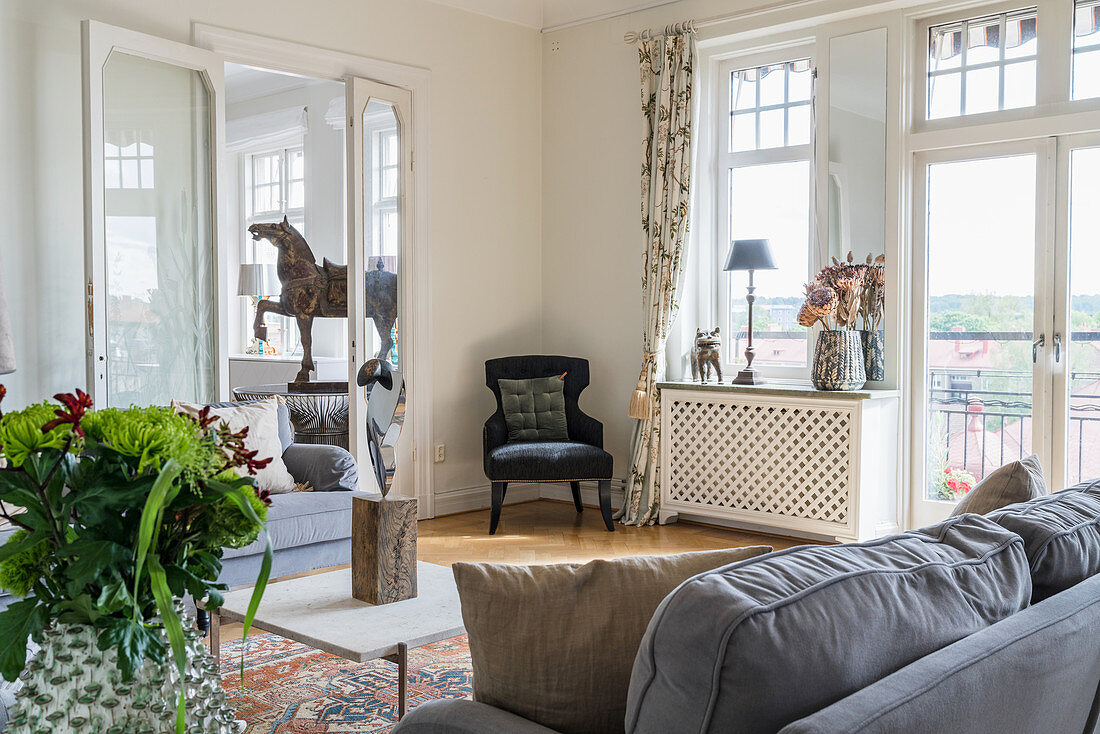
[217,499,805,642]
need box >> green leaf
[132,460,183,612]
[147,554,187,734]
[58,539,130,581]
[203,588,225,612]
[0,598,47,682]
[54,593,103,625]
[97,616,163,681]
[96,580,133,615]
[240,534,272,685]
[0,527,49,565]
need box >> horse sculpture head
[248,216,318,280]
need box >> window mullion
[998,13,1007,110]
[961,19,970,115]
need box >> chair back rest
[485,356,590,437]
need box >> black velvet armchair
[483,356,614,534]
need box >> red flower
[256,487,273,506]
[0,384,6,418]
[42,389,93,437]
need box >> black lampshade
[724,239,777,272]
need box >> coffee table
[206,561,465,719]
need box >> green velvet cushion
[499,375,568,442]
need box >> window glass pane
[732,71,757,110]
[967,17,1001,64]
[965,66,1000,114]
[929,72,962,119]
[925,154,1037,499]
[1074,0,1100,48]
[759,65,786,106]
[289,148,304,179]
[1067,147,1100,483]
[102,52,215,407]
[727,161,810,367]
[105,159,121,189]
[758,108,784,149]
[288,180,304,209]
[1074,49,1100,99]
[1005,13,1038,58]
[730,112,756,152]
[930,25,964,72]
[1003,60,1037,108]
[787,104,811,146]
[121,159,140,189]
[364,99,402,367]
[140,158,155,189]
[787,62,812,102]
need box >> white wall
[0,0,542,500]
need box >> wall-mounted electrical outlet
[434,444,446,463]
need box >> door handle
[1033,334,1045,363]
[1054,332,1062,363]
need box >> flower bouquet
[798,252,870,390]
[0,386,272,733]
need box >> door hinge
[348,115,354,130]
[85,280,94,338]
[410,151,415,171]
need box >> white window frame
[1072,0,1100,99]
[717,44,816,381]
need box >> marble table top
[215,561,465,662]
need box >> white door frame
[910,138,1055,528]
[82,20,230,406]
[192,24,435,517]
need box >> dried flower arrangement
[798,252,885,331]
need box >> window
[242,145,305,356]
[927,8,1037,119]
[104,137,155,189]
[1074,0,1100,99]
[719,56,814,372]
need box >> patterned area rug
[219,632,472,733]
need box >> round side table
[234,383,350,450]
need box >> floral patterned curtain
[620,30,696,526]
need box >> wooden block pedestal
[352,494,418,604]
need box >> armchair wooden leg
[489,482,507,535]
[569,481,584,513]
[598,480,614,532]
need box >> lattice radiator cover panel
[666,398,852,526]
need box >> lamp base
[732,368,765,385]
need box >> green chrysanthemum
[0,402,73,467]
[0,529,51,598]
[83,406,224,481]
[201,488,268,550]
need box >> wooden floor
[217,499,802,642]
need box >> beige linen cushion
[951,454,1047,516]
[453,546,773,734]
[171,397,296,494]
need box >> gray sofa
[396,486,1100,734]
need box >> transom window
[250,147,304,218]
[729,60,812,152]
[927,8,1038,119]
[104,138,154,189]
[1074,0,1100,99]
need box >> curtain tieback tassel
[628,355,657,420]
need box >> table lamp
[724,239,777,385]
[239,264,279,355]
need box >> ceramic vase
[6,619,244,734]
[860,329,885,382]
[812,330,866,391]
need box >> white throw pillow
[171,398,296,494]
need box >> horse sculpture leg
[253,299,291,342]
[295,315,316,383]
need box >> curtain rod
[622,0,827,43]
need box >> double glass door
[914,135,1100,525]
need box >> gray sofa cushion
[281,443,359,493]
[222,490,371,560]
[625,514,1031,734]
[779,573,1100,734]
[988,479,1100,602]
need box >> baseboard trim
[432,479,627,517]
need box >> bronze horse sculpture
[248,217,398,383]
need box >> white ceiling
[425,0,682,31]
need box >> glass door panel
[1066,146,1100,484]
[347,78,412,495]
[923,153,1041,505]
[102,52,215,406]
